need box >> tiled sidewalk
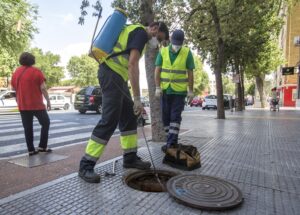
[1,110,300,215]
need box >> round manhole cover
[166,174,243,210]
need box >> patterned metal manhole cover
[166,174,243,210]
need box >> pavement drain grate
[8,153,68,168]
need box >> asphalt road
[0,105,207,158]
[0,109,106,158]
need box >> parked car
[0,90,17,107]
[48,94,70,110]
[190,97,203,107]
[202,95,217,110]
[202,94,233,110]
[74,86,102,114]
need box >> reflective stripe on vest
[104,24,145,81]
[160,46,189,92]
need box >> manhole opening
[124,170,178,193]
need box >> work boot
[123,152,151,170]
[78,168,100,183]
[78,157,100,183]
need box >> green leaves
[0,0,37,81]
[193,55,209,95]
[66,55,99,87]
[30,48,64,88]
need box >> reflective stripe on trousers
[161,93,185,146]
[84,138,106,162]
[82,63,138,163]
[120,130,137,154]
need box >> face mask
[148,37,159,49]
[172,44,182,52]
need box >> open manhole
[124,170,178,192]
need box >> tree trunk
[145,49,165,142]
[240,69,245,110]
[211,2,225,119]
[255,74,265,108]
[234,60,243,111]
[140,0,165,141]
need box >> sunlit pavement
[0,108,300,214]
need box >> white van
[48,94,70,110]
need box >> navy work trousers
[161,93,185,146]
[92,63,137,143]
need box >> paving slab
[8,153,68,168]
[1,110,300,215]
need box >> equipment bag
[163,144,201,171]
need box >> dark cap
[171,29,184,45]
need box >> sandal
[38,148,53,153]
[29,151,39,156]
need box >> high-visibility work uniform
[156,45,194,146]
[80,24,146,170]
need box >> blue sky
[28,0,213,88]
[29,0,114,66]
[28,0,153,88]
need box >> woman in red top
[11,52,52,156]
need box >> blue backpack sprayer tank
[89,8,128,63]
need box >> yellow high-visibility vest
[160,46,189,92]
[104,24,145,81]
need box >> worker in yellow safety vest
[79,22,169,183]
[155,29,195,152]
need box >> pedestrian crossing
[0,115,118,158]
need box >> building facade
[276,3,300,107]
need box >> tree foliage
[155,0,288,110]
[222,75,235,95]
[30,48,64,88]
[67,55,98,87]
[193,56,209,96]
[0,0,38,78]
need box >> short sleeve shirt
[125,27,148,55]
[11,66,46,110]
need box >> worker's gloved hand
[133,96,144,116]
[155,87,162,97]
[187,90,194,102]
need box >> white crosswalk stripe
[0,119,61,127]
[0,122,78,134]
[0,132,94,154]
[0,116,121,157]
[0,125,95,141]
[0,116,113,157]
